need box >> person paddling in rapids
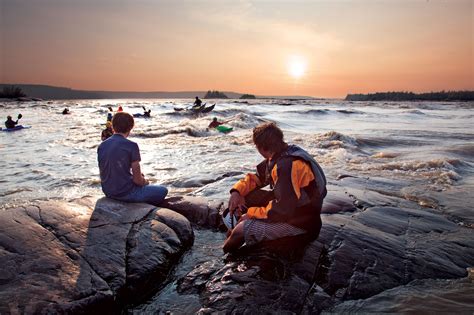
[142,106,151,117]
[5,114,22,129]
[208,117,231,129]
[192,96,202,109]
[101,121,113,141]
[223,122,327,253]
[106,106,114,122]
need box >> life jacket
[268,144,327,208]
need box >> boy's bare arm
[131,161,149,186]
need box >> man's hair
[252,122,287,153]
[112,112,134,133]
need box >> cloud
[187,2,343,53]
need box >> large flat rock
[0,197,194,313]
[175,182,473,313]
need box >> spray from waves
[352,158,463,186]
[299,131,359,150]
[444,144,474,159]
[302,131,416,155]
[216,108,253,116]
[291,131,369,169]
[356,136,432,148]
[371,152,400,159]
[225,112,265,129]
[368,158,463,171]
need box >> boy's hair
[112,112,134,133]
[252,122,287,153]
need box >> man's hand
[238,213,249,223]
[228,191,245,215]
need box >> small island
[239,94,256,99]
[345,91,474,102]
[204,90,228,99]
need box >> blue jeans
[116,185,168,206]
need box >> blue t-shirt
[97,134,141,198]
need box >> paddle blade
[17,113,23,120]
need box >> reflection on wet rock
[161,196,224,228]
[0,198,193,313]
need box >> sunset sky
[1,0,473,98]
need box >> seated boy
[97,112,168,205]
[223,122,327,253]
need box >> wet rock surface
[172,180,474,313]
[0,197,194,314]
[327,277,474,313]
[162,196,224,229]
[2,180,473,313]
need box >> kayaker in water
[5,115,21,129]
[223,122,327,253]
[142,106,151,117]
[208,117,231,129]
[117,105,123,112]
[193,96,202,109]
[101,121,114,141]
[97,112,168,206]
[62,108,70,115]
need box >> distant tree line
[0,85,26,98]
[204,90,228,99]
[239,94,256,99]
[345,91,474,102]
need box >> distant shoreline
[345,91,474,102]
[0,84,314,100]
[2,84,473,102]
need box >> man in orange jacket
[223,122,327,253]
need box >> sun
[287,56,307,79]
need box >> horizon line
[1,82,473,99]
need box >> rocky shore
[1,180,473,313]
[0,197,195,313]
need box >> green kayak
[216,125,233,133]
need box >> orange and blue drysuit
[231,144,327,234]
